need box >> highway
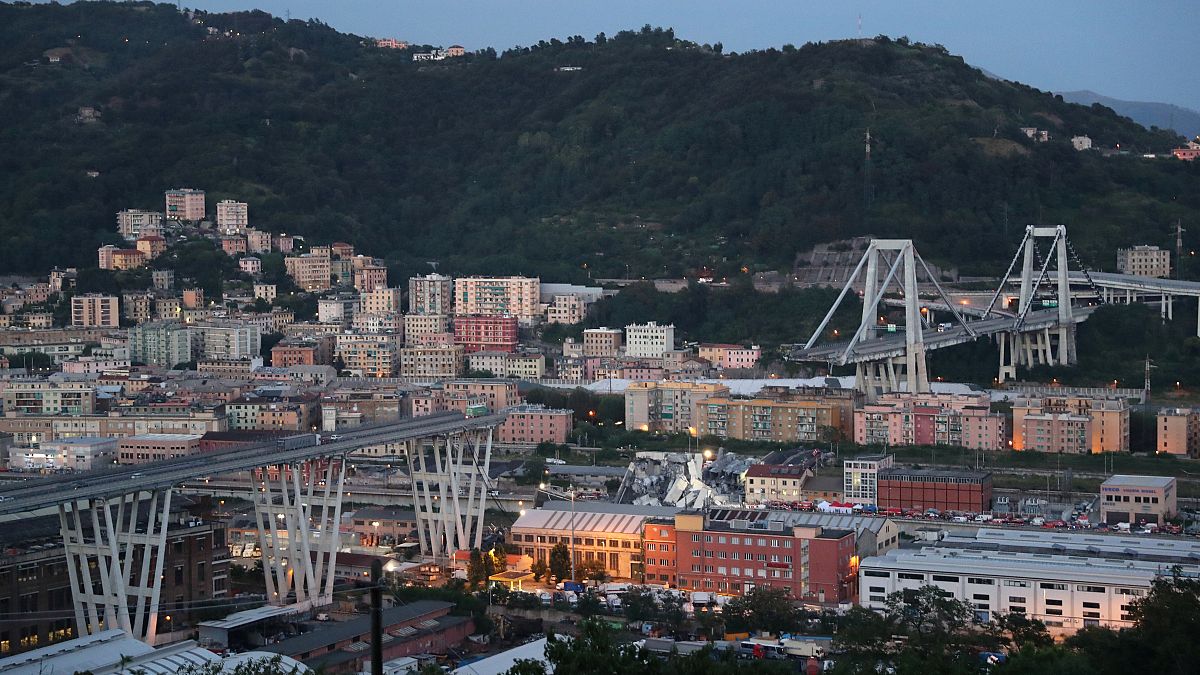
[0,411,505,520]
[789,305,1098,365]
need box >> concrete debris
[619,450,751,509]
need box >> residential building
[70,294,119,328]
[697,343,761,370]
[453,276,541,324]
[135,235,167,259]
[336,332,401,378]
[318,295,361,326]
[409,273,453,315]
[853,392,1006,450]
[495,404,573,445]
[246,228,272,254]
[859,545,1194,633]
[403,314,451,346]
[443,380,520,411]
[350,507,417,547]
[1116,245,1171,278]
[624,381,729,434]
[453,315,519,353]
[128,321,193,367]
[398,345,464,380]
[164,188,206,221]
[60,356,131,375]
[1157,408,1200,457]
[743,464,814,505]
[116,209,163,241]
[361,287,404,315]
[191,322,262,361]
[695,397,845,443]
[182,288,205,309]
[9,436,118,471]
[0,409,227,445]
[353,264,388,292]
[672,512,856,602]
[254,283,277,302]
[1012,396,1130,453]
[2,381,95,415]
[271,335,335,367]
[152,269,174,291]
[122,291,154,324]
[118,433,203,463]
[544,294,587,324]
[97,245,145,271]
[582,328,623,357]
[225,395,316,431]
[215,199,249,233]
[876,467,992,513]
[284,252,332,292]
[843,453,895,505]
[220,236,247,256]
[466,351,546,379]
[272,233,297,253]
[1071,135,1093,151]
[624,322,675,358]
[240,256,262,275]
[352,312,403,335]
[1099,475,1177,525]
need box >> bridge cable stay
[1065,238,1106,304]
[1014,232,1061,330]
[982,227,1034,317]
[913,251,977,337]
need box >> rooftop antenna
[1175,219,1185,278]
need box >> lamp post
[570,483,577,582]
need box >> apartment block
[453,276,541,324]
[399,345,464,380]
[1116,245,1170,278]
[843,453,895,505]
[545,294,586,324]
[121,291,154,324]
[1157,408,1200,457]
[336,332,401,378]
[409,273,453,315]
[116,209,164,241]
[453,315,519,353]
[164,188,206,221]
[220,236,247,256]
[182,288,205,310]
[1013,396,1130,453]
[9,436,117,471]
[404,313,451,346]
[495,404,572,444]
[215,199,249,233]
[624,322,675,358]
[284,252,332,292]
[70,294,119,328]
[135,235,167,260]
[697,343,761,370]
[853,392,1006,450]
[352,312,403,335]
[442,379,520,412]
[361,287,403,315]
[246,229,272,254]
[0,409,227,445]
[253,283,277,303]
[152,269,174,291]
[239,257,261,275]
[118,433,203,463]
[97,245,145,271]
[353,264,388,292]
[624,381,729,434]
[582,328,623,357]
[190,322,262,361]
[695,397,844,443]
[128,321,193,367]
[2,381,96,415]
[466,351,546,379]
[271,334,335,367]
[318,294,361,326]
[225,395,316,431]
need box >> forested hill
[1,2,1197,282]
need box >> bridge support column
[408,429,493,561]
[255,458,345,609]
[59,489,173,644]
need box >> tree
[466,548,487,589]
[548,542,571,582]
[575,592,602,617]
[722,587,799,634]
[530,559,549,582]
[1120,568,1200,675]
[623,586,658,623]
[997,611,1053,654]
[580,558,608,583]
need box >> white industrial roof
[1102,474,1176,488]
[513,509,647,535]
[944,527,1200,562]
[198,603,302,629]
[454,637,553,675]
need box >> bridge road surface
[0,411,505,523]
[789,306,1098,364]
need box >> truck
[465,404,489,418]
[557,581,586,593]
[782,640,826,659]
[276,433,321,450]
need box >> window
[1010,606,1026,614]
[1083,602,1100,609]
[1045,599,1063,606]
[869,586,886,593]
[967,577,994,585]
[898,573,925,581]
[973,594,990,601]
[864,570,891,578]
[1045,609,1063,616]
[1077,585,1105,593]
[1009,596,1027,604]
[691,534,701,542]
[1083,611,1101,619]
[1040,583,1067,591]
[1004,580,1029,588]
[932,575,959,582]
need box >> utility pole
[1176,219,1185,279]
[371,559,383,675]
[570,485,577,582]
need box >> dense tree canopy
[1,2,1196,283]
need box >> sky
[161,1,1199,111]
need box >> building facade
[495,405,572,445]
[164,188,206,221]
[215,200,249,233]
[70,294,119,328]
[453,276,540,324]
[876,468,992,513]
[1157,408,1200,457]
[452,315,519,353]
[624,322,675,358]
[284,253,332,292]
[853,392,1006,450]
[128,321,193,367]
[843,454,895,505]
[336,332,401,378]
[1116,245,1170,278]
[117,433,203,463]
[408,273,453,315]
[695,397,844,443]
[1099,475,1177,525]
[398,345,464,380]
[624,381,729,434]
[1013,396,1130,453]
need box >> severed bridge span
[788,225,1200,398]
[0,411,504,645]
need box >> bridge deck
[789,306,1096,365]
[0,412,504,519]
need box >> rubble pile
[621,451,752,508]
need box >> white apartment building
[164,188,206,221]
[403,313,451,345]
[128,321,193,367]
[467,351,546,379]
[843,453,894,505]
[3,381,96,415]
[116,209,163,241]
[10,436,118,471]
[317,295,361,326]
[1116,245,1171,278]
[191,322,262,360]
[215,199,249,233]
[254,283,277,302]
[409,273,453,315]
[352,312,404,335]
[624,321,675,358]
[454,276,541,324]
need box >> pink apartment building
[495,404,572,444]
[697,343,761,370]
[164,188,206,221]
[443,379,520,411]
[854,392,1006,450]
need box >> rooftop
[259,601,452,657]
[512,509,647,536]
[546,464,627,477]
[878,467,990,480]
[863,546,1200,585]
[1102,474,1176,488]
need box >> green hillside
[1,1,1197,281]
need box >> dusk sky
[166,0,1200,111]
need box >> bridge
[788,226,1130,397]
[0,412,504,645]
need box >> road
[0,412,505,521]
